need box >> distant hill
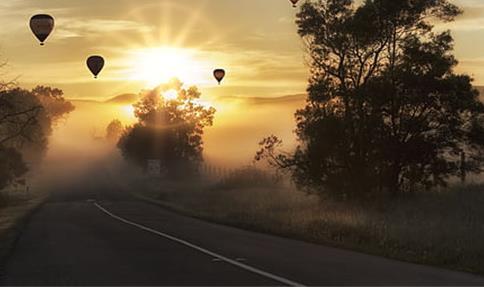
[70,99,99,103]
[227,88,484,105]
[105,93,138,104]
[79,87,483,106]
[218,94,306,105]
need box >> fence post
[460,151,467,183]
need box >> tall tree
[0,88,45,149]
[0,85,74,190]
[257,0,484,197]
[118,79,216,177]
[31,86,75,123]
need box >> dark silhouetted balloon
[213,69,225,85]
[289,0,299,7]
[86,56,105,79]
[30,14,55,46]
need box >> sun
[128,47,208,88]
[162,89,178,101]
[121,105,136,120]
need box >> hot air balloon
[86,56,105,79]
[289,0,299,8]
[213,69,225,85]
[29,14,55,46]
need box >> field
[124,167,484,275]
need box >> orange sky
[0,0,483,99]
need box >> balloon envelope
[213,69,225,84]
[289,0,299,7]
[30,14,55,45]
[86,56,105,79]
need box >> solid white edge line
[94,202,305,287]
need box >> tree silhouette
[257,0,484,197]
[106,119,124,142]
[31,86,75,123]
[0,146,27,190]
[118,79,216,177]
[0,85,74,190]
[0,88,46,150]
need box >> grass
[0,189,46,267]
[126,166,484,276]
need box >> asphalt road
[2,174,484,286]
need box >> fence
[199,162,286,186]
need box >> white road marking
[94,202,305,287]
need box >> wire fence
[198,162,287,186]
[199,163,236,181]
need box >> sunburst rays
[84,1,226,93]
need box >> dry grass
[126,167,484,275]
[0,189,46,264]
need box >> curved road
[1,175,484,286]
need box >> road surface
[1,174,484,286]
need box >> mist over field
[39,94,305,179]
[36,87,483,191]
[29,100,125,193]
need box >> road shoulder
[0,195,46,270]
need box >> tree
[0,88,45,149]
[0,146,27,190]
[118,79,216,177]
[31,86,75,123]
[106,119,124,142]
[0,85,74,190]
[256,0,484,197]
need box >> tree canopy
[257,0,484,197]
[0,85,74,190]
[118,79,216,177]
[106,119,124,142]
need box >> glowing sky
[0,0,483,99]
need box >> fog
[29,100,131,193]
[204,95,304,167]
[29,95,305,193]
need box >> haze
[2,0,484,285]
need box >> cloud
[435,5,484,31]
[55,19,153,39]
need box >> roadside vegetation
[0,188,45,264]
[125,167,484,275]
[256,0,484,198]
[0,70,74,262]
[0,83,74,192]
